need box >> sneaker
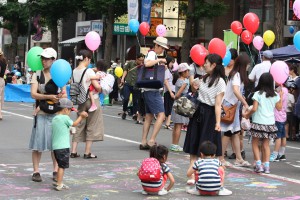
[53,171,57,182]
[254,165,264,173]
[186,187,200,195]
[228,153,236,159]
[32,172,42,182]
[88,104,97,112]
[270,153,278,162]
[279,155,286,161]
[158,188,168,196]
[264,166,270,174]
[141,190,148,195]
[55,183,69,191]
[241,150,246,159]
[218,187,232,196]
[170,144,183,152]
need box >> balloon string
[136,34,141,49]
[258,50,262,63]
[92,51,96,67]
[247,45,255,66]
[144,36,146,48]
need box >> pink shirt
[274,87,288,122]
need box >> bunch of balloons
[129,19,167,37]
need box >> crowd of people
[0,36,300,196]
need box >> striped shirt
[141,163,170,188]
[197,77,226,106]
[193,159,221,192]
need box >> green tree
[180,0,228,62]
[0,0,30,62]
[29,0,83,51]
[84,0,127,65]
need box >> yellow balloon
[263,30,275,47]
[114,67,123,78]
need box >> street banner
[224,30,238,49]
[141,0,152,24]
[128,0,139,23]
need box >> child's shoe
[55,183,69,191]
[218,187,232,196]
[141,190,148,195]
[269,152,278,162]
[158,188,168,196]
[186,187,200,195]
[88,104,97,112]
[264,166,270,174]
[254,164,264,173]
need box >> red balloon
[243,12,260,34]
[241,30,253,45]
[139,22,150,36]
[208,38,226,58]
[231,21,243,35]
[190,44,208,66]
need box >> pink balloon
[294,0,300,19]
[156,24,166,37]
[85,31,101,51]
[253,36,264,51]
[270,61,289,84]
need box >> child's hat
[178,63,190,72]
[58,98,73,108]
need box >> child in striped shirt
[186,141,232,196]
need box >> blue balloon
[290,26,295,34]
[222,50,232,67]
[294,31,300,51]
[50,59,72,88]
[129,19,139,33]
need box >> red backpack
[138,158,161,182]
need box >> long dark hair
[149,145,169,163]
[203,54,226,87]
[229,54,249,85]
[256,73,276,97]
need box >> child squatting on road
[52,98,88,191]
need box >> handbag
[135,64,165,89]
[221,103,238,124]
[173,93,199,118]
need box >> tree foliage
[84,0,127,65]
[180,0,228,63]
[29,0,83,50]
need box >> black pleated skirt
[183,103,222,156]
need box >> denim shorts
[143,90,164,114]
[54,148,70,169]
[275,121,286,139]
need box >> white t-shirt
[164,69,175,93]
[223,72,243,105]
[197,77,226,106]
[248,61,271,87]
[73,68,98,99]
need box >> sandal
[164,125,173,130]
[83,153,97,159]
[70,153,80,158]
[234,160,251,167]
[139,144,150,150]
[220,159,232,167]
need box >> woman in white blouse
[183,54,226,184]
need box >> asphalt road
[1,102,300,200]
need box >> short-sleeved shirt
[286,93,295,113]
[141,162,170,188]
[274,87,288,122]
[52,114,73,150]
[224,72,244,105]
[252,91,280,125]
[248,61,271,87]
[189,63,206,78]
[193,159,221,192]
[164,69,175,93]
[197,77,226,106]
[175,78,189,95]
[73,68,98,99]
[123,60,138,86]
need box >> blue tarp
[265,45,300,61]
[4,84,104,104]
